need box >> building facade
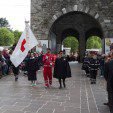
[31,0,113,60]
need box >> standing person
[11,64,19,81]
[53,51,71,89]
[0,51,3,78]
[105,52,113,113]
[38,52,44,70]
[89,54,100,84]
[23,52,31,75]
[43,48,54,88]
[26,53,39,86]
[103,55,111,106]
[82,55,90,77]
[1,53,8,76]
[99,54,105,77]
[2,49,11,75]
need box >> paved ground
[0,63,110,113]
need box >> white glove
[46,56,48,59]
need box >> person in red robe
[43,48,54,88]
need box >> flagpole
[25,17,29,24]
[25,20,29,24]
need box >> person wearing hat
[43,48,54,88]
[88,54,100,84]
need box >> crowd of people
[0,47,72,89]
[0,49,11,78]
[67,52,78,61]
[24,48,71,89]
[82,51,113,113]
[1,46,113,112]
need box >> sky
[0,0,30,31]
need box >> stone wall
[31,0,113,39]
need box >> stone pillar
[102,38,105,54]
[57,44,62,53]
[79,31,86,62]
[49,32,57,53]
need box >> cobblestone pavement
[0,63,110,113]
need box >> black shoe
[91,82,94,84]
[59,86,62,89]
[93,81,96,84]
[15,77,18,81]
[15,78,18,81]
[87,74,90,77]
[63,83,66,88]
[103,103,109,106]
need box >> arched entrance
[49,11,103,61]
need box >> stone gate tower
[31,0,113,61]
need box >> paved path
[0,63,110,113]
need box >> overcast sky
[0,0,30,31]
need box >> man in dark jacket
[104,56,111,107]
[106,52,113,113]
[99,55,105,77]
[53,51,71,89]
[89,54,100,84]
[82,56,90,77]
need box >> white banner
[10,22,38,67]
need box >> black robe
[53,57,71,79]
[11,64,19,75]
[26,58,39,81]
[106,59,113,91]
[104,62,109,81]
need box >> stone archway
[61,28,79,42]
[49,11,103,61]
[31,0,113,48]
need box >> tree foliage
[0,18,10,28]
[63,36,79,52]
[0,18,22,46]
[13,30,22,43]
[0,27,14,46]
[86,36,102,49]
[63,36,102,52]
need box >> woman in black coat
[26,53,39,86]
[53,51,71,89]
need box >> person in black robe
[103,55,111,106]
[11,64,19,81]
[53,51,71,89]
[105,53,113,112]
[26,53,39,86]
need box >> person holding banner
[11,64,19,81]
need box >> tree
[86,36,102,49]
[63,36,79,52]
[0,18,10,28]
[13,30,22,43]
[0,27,14,46]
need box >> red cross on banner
[20,39,26,52]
